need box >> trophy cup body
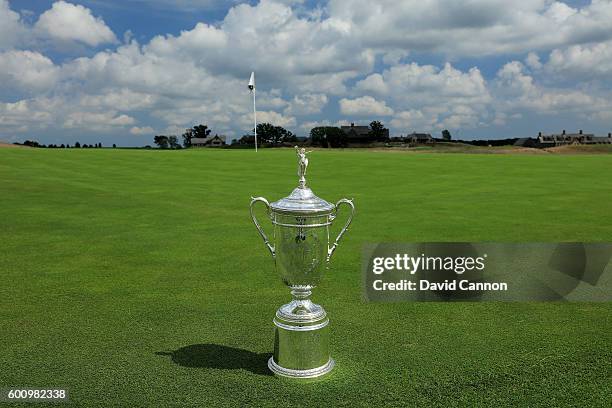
[250,148,354,378]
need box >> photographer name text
[372,279,508,291]
[371,254,508,292]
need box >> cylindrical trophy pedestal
[268,311,334,378]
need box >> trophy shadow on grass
[155,344,273,376]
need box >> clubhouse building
[341,123,389,143]
[537,130,612,146]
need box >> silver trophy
[250,147,355,378]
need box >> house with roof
[340,123,390,143]
[407,132,433,144]
[340,123,372,143]
[191,135,227,147]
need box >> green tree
[256,123,295,146]
[310,126,347,148]
[238,135,255,145]
[183,124,211,147]
[181,129,193,148]
[154,135,170,149]
[369,120,388,142]
[168,135,180,149]
[442,129,452,141]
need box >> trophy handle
[250,196,275,258]
[327,198,355,262]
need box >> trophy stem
[291,287,311,299]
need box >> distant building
[340,123,390,143]
[207,135,226,147]
[407,132,433,144]
[341,123,371,143]
[191,137,208,147]
[537,130,611,146]
[192,135,227,147]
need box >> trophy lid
[270,186,334,215]
[269,147,334,215]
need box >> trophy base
[270,302,333,378]
[268,356,335,379]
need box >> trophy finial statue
[296,146,312,188]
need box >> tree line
[309,120,388,148]
[18,141,116,148]
[17,121,452,150]
[154,123,298,148]
[154,121,396,149]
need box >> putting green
[1,148,610,406]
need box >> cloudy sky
[1,0,612,145]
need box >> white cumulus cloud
[0,50,59,93]
[35,1,117,46]
[339,96,394,116]
[63,111,135,129]
[284,94,328,115]
[0,0,27,50]
[326,0,612,57]
[494,60,612,118]
[546,40,612,79]
[250,110,296,128]
[353,62,491,131]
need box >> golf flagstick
[248,71,257,152]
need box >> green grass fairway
[1,148,611,407]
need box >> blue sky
[1,0,612,146]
